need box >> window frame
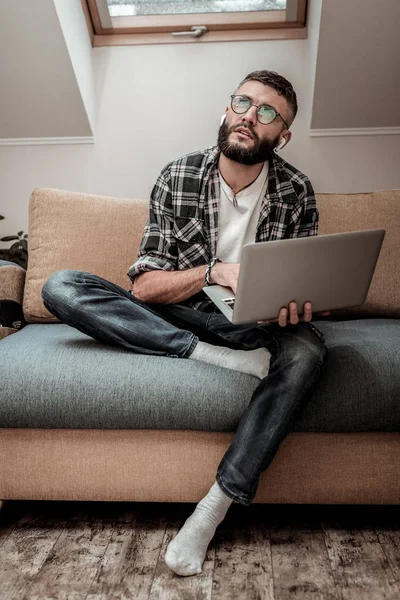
[83,0,308,46]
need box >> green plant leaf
[0,235,19,242]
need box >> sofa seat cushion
[0,321,399,432]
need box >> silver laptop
[203,229,385,324]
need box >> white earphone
[276,138,286,151]
[220,114,226,125]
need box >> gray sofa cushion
[0,321,399,432]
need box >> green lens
[257,105,276,124]
[232,96,250,113]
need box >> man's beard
[217,120,279,165]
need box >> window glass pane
[107,1,287,17]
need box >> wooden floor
[0,500,399,600]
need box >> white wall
[312,0,400,128]
[1,0,400,241]
[54,0,95,132]
[0,0,92,139]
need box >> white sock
[165,481,233,576]
[189,341,271,379]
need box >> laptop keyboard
[222,297,235,310]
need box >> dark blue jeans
[42,270,327,506]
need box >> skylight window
[84,0,307,45]
[107,1,287,17]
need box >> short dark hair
[237,70,298,127]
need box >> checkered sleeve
[127,172,177,283]
[291,176,319,238]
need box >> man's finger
[302,301,312,322]
[289,301,299,325]
[278,307,288,327]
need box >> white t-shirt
[216,162,269,263]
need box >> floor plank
[0,501,29,548]
[269,505,338,600]
[212,504,274,600]
[0,502,82,600]
[86,503,168,600]
[374,508,400,586]
[322,506,400,600]
[377,529,400,585]
[24,504,115,600]
[149,503,215,600]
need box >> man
[42,70,328,578]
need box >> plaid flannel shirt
[128,145,318,309]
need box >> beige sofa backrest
[24,188,149,322]
[23,187,400,322]
[317,190,400,318]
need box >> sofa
[0,188,399,505]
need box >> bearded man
[42,70,328,577]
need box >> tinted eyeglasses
[230,95,289,129]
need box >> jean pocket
[308,322,326,344]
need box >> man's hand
[258,302,331,327]
[210,266,330,326]
[211,262,240,293]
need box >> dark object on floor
[0,300,26,330]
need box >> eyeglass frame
[230,95,289,130]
